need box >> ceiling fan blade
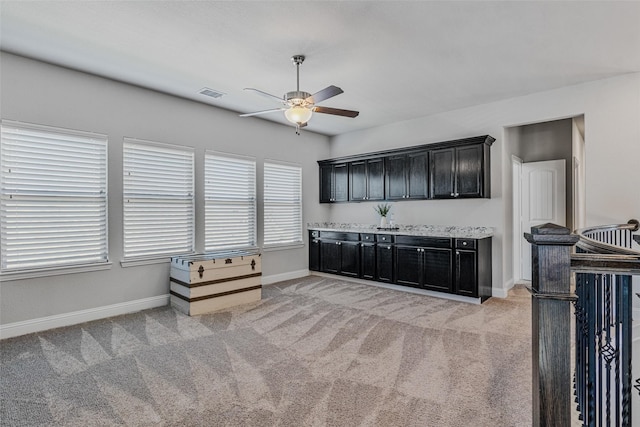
[239,108,284,117]
[313,106,359,118]
[244,88,284,103]
[306,85,343,104]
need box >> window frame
[263,160,303,250]
[121,137,195,264]
[204,151,257,252]
[0,120,110,280]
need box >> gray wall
[0,53,331,325]
[329,72,640,294]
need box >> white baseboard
[491,279,514,299]
[0,294,169,340]
[492,288,509,298]
[261,269,310,285]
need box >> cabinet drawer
[360,233,375,242]
[455,238,476,249]
[319,231,359,241]
[310,230,320,239]
[376,234,395,243]
[395,235,451,248]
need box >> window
[123,138,194,260]
[263,162,302,247]
[205,152,256,251]
[0,121,108,272]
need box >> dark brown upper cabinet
[319,162,348,203]
[349,158,384,201]
[318,135,493,203]
[430,142,491,199]
[384,151,429,200]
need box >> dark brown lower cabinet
[454,238,492,301]
[395,243,452,293]
[376,244,394,283]
[309,230,491,301]
[360,242,376,280]
[319,233,360,277]
[340,241,360,277]
[309,235,320,271]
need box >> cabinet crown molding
[318,135,494,165]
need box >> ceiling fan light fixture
[284,106,313,124]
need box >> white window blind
[0,121,108,272]
[263,162,302,247]
[205,152,256,251]
[123,138,194,259]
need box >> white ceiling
[1,1,639,136]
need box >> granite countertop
[307,222,494,239]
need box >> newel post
[524,223,579,426]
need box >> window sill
[120,256,177,268]
[262,242,305,252]
[0,262,113,282]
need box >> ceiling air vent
[199,87,225,99]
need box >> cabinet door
[319,164,334,203]
[395,245,422,287]
[367,158,385,201]
[385,155,407,200]
[422,247,452,292]
[320,241,341,273]
[376,244,394,283]
[360,243,376,280]
[333,163,349,202]
[455,249,477,297]
[430,148,455,199]
[455,145,484,198]
[407,151,429,199]
[309,237,321,271]
[340,241,360,277]
[349,160,367,201]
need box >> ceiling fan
[240,55,359,134]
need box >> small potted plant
[374,203,391,228]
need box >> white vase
[379,216,388,228]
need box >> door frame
[512,155,523,282]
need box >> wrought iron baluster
[619,275,632,425]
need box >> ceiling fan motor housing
[285,91,312,106]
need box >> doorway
[509,117,583,283]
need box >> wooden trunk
[169,250,262,315]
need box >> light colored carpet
[1,276,533,426]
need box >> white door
[521,159,566,280]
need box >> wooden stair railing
[525,221,640,426]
